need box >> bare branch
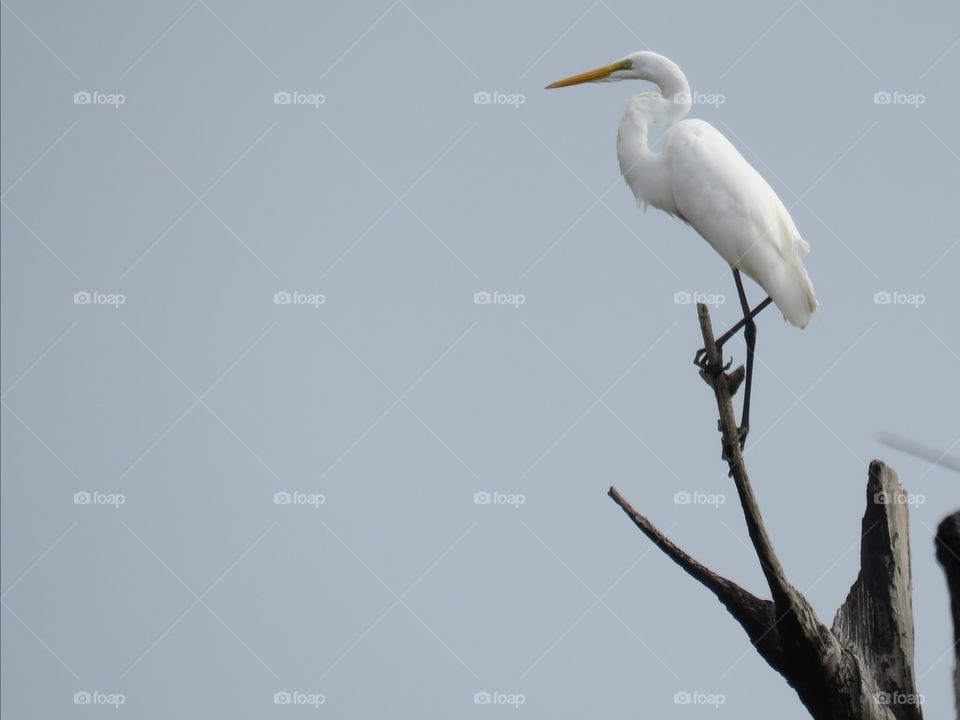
[608,486,778,651]
[695,303,792,606]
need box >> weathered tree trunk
[609,304,926,719]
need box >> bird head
[546,51,688,96]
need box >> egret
[547,51,817,448]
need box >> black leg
[740,310,757,449]
[713,295,772,350]
[732,270,756,449]
[733,269,751,316]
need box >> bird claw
[694,348,732,376]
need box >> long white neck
[619,53,692,153]
[616,56,692,211]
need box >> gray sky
[2,1,958,717]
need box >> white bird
[547,51,817,445]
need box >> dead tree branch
[609,303,924,719]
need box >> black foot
[694,347,732,376]
[738,423,750,450]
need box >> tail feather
[770,259,817,328]
[770,211,817,328]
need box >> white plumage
[550,51,817,328]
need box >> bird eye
[622,59,633,68]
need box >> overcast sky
[2,1,958,717]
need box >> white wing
[663,119,817,328]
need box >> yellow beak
[545,60,630,89]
